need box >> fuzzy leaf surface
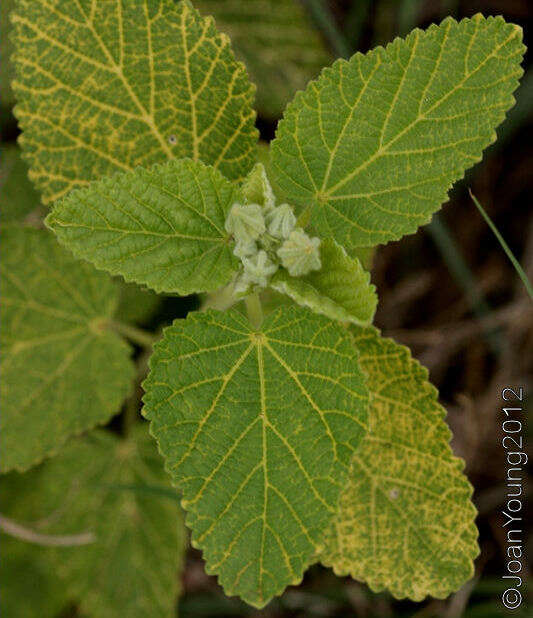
[271,238,377,325]
[321,326,479,600]
[143,305,369,607]
[271,15,524,250]
[11,0,257,203]
[0,227,134,472]
[46,159,240,295]
[196,0,330,118]
[0,426,185,618]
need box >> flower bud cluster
[225,176,321,296]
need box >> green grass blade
[303,0,352,58]
[469,190,533,300]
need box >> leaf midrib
[49,218,225,243]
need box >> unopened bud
[233,239,258,259]
[225,202,265,243]
[277,229,321,277]
[266,203,296,239]
[242,250,278,287]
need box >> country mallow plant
[4,0,525,610]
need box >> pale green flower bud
[225,202,265,243]
[233,239,258,259]
[266,203,296,239]
[242,250,278,287]
[277,229,321,277]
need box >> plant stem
[109,320,156,348]
[201,283,238,312]
[0,514,95,546]
[469,190,533,300]
[245,293,263,330]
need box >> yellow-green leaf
[321,326,479,600]
[271,238,377,325]
[143,305,369,607]
[0,227,134,472]
[11,0,258,203]
[46,159,240,295]
[271,15,525,251]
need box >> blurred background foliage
[0,0,531,616]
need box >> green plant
[1,0,526,613]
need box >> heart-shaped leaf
[143,305,369,607]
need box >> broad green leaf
[12,0,258,203]
[195,0,331,118]
[0,227,134,472]
[0,0,16,111]
[143,305,369,607]
[46,159,240,295]
[0,426,185,618]
[271,238,377,325]
[0,145,42,224]
[271,15,525,250]
[321,326,479,600]
[116,280,162,326]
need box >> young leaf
[271,238,377,325]
[271,15,525,250]
[11,0,258,203]
[241,162,276,210]
[0,227,134,472]
[46,159,240,295]
[0,145,41,224]
[143,305,369,607]
[0,426,185,618]
[196,0,331,118]
[320,326,479,600]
